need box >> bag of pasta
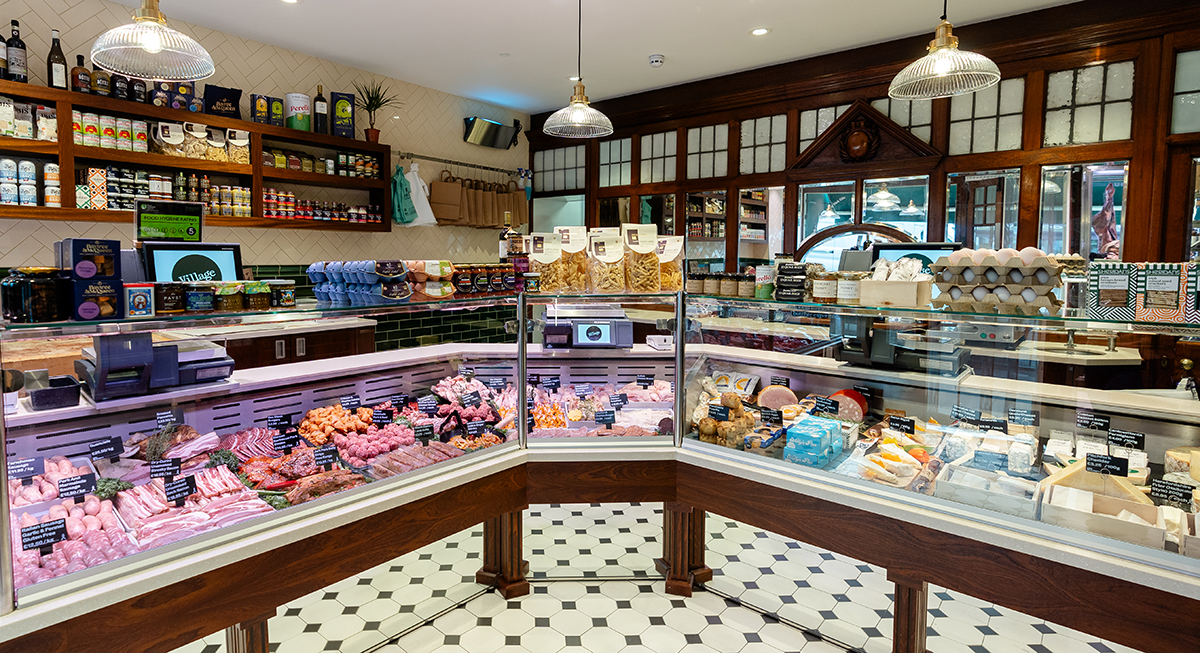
[554,226,589,293]
[182,122,209,159]
[656,236,685,292]
[529,233,565,293]
[622,224,661,293]
[588,234,626,293]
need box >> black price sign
[760,408,783,426]
[972,451,1008,472]
[951,405,981,421]
[967,417,1008,433]
[854,385,875,401]
[390,394,410,408]
[466,420,487,437]
[461,391,482,408]
[1150,478,1194,504]
[267,414,293,431]
[1085,453,1128,477]
[314,444,338,471]
[150,458,182,480]
[415,424,435,442]
[7,457,41,484]
[89,436,124,463]
[340,395,361,411]
[373,408,394,426]
[637,374,654,388]
[21,519,67,554]
[888,416,915,435]
[769,376,791,388]
[1007,408,1040,427]
[486,378,506,391]
[527,374,540,386]
[595,410,616,430]
[272,429,301,454]
[58,473,97,502]
[418,395,439,414]
[156,410,176,429]
[708,405,730,421]
[459,366,475,377]
[541,375,561,392]
[813,397,840,415]
[1076,411,1111,432]
[164,475,197,506]
[575,384,593,397]
[1107,428,1145,450]
[609,394,628,411]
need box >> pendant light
[888,0,1000,101]
[543,0,613,138]
[91,0,215,82]
[899,200,925,216]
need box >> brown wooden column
[656,501,711,596]
[477,509,529,599]
[225,611,272,653]
[888,570,929,653]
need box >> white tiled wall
[3,0,528,266]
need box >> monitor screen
[143,242,242,282]
[872,242,963,274]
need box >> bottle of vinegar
[313,84,329,134]
[70,55,91,93]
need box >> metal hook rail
[395,151,519,176]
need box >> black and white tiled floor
[172,503,1144,653]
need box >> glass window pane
[1073,104,1102,143]
[863,175,929,242]
[715,123,729,148]
[891,99,911,126]
[642,135,653,158]
[997,115,1023,151]
[949,121,972,155]
[652,158,664,183]
[1076,65,1104,104]
[741,120,754,146]
[687,128,700,152]
[553,169,565,190]
[911,125,932,143]
[772,114,787,142]
[975,83,1000,117]
[663,158,675,182]
[620,162,631,186]
[1172,92,1200,134]
[533,171,544,192]
[799,138,813,154]
[599,141,610,165]
[714,155,727,177]
[621,138,632,161]
[1047,71,1074,109]
[740,148,754,175]
[755,146,769,172]
[1102,101,1133,141]
[1176,50,1200,93]
[770,144,786,172]
[800,110,817,139]
[665,132,677,156]
[999,77,1025,114]
[755,118,771,145]
[911,99,932,125]
[871,98,889,114]
[973,118,998,153]
[700,126,714,150]
[1105,61,1135,101]
[836,104,850,118]
[1044,109,1072,146]
[817,107,837,132]
[951,94,974,121]
[534,150,545,171]
[554,147,565,168]
[687,154,699,179]
[640,159,651,183]
[700,152,714,177]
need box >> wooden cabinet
[220,325,375,370]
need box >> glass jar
[9,268,70,323]
[812,271,839,304]
[125,283,155,318]
[454,265,476,296]
[737,274,755,298]
[702,273,721,296]
[837,272,867,305]
[473,265,492,296]
[155,282,186,314]
[185,282,215,313]
[213,283,245,312]
[523,272,541,293]
[686,273,704,294]
[489,265,507,295]
[267,279,296,307]
[244,281,271,310]
[720,273,738,297]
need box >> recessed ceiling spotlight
[750,27,770,36]
[281,0,300,4]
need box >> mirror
[685,190,727,272]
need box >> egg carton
[936,282,1058,300]
[935,292,1063,316]
[931,256,1064,287]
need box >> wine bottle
[499,211,521,262]
[47,29,67,90]
[313,84,329,134]
[90,64,110,97]
[0,34,7,80]
[6,20,27,83]
[70,55,90,93]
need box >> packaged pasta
[182,122,209,159]
[226,129,250,164]
[589,234,626,293]
[205,127,228,161]
[622,224,661,293]
[530,233,565,293]
[150,122,186,156]
[657,236,685,292]
[554,226,589,293]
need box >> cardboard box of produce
[932,464,1037,519]
[859,279,931,309]
[1037,484,1166,550]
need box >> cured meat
[220,427,284,462]
[284,470,364,505]
[164,432,222,462]
[756,385,799,410]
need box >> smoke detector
[648,54,665,68]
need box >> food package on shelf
[622,224,661,293]
[149,122,186,156]
[743,427,786,456]
[711,370,760,400]
[588,233,626,293]
[783,414,841,468]
[1087,261,1142,321]
[204,127,228,162]
[554,226,589,293]
[932,247,1063,315]
[1135,262,1193,323]
[406,260,455,283]
[411,280,456,302]
[181,122,209,159]
[226,129,250,164]
[530,232,565,293]
[657,236,685,292]
[861,257,934,308]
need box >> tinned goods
[43,185,60,207]
[125,283,155,318]
[18,184,36,206]
[755,265,776,299]
[17,160,35,183]
[0,159,15,182]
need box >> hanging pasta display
[622,224,661,293]
[554,225,590,294]
[588,234,627,293]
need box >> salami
[829,390,866,422]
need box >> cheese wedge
[1192,451,1200,483]
[1042,460,1153,506]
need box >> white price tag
[1075,439,1108,459]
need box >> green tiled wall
[248,265,315,298]
[371,305,515,351]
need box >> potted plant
[352,80,402,143]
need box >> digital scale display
[573,321,614,346]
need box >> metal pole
[673,290,686,449]
[517,292,528,449]
[0,339,15,615]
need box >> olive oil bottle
[313,84,329,134]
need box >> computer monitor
[142,242,243,282]
[872,242,963,274]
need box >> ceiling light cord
[941,0,948,21]
[577,0,582,82]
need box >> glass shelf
[525,292,679,306]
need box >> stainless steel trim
[518,291,528,449]
[674,290,685,449]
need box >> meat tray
[9,456,102,515]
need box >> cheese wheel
[1165,447,1200,474]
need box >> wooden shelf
[740,197,768,206]
[210,216,390,232]
[262,167,386,189]
[687,237,726,243]
[686,211,726,219]
[73,145,254,176]
[739,216,767,224]
[740,238,768,244]
[0,205,387,232]
[0,206,133,222]
[0,135,58,156]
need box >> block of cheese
[1193,451,1200,482]
[1049,485,1094,512]
[1116,509,1153,527]
[1164,446,1200,474]
[1042,460,1153,505]
[1160,506,1187,546]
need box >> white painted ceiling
[120,0,1074,114]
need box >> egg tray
[931,255,1064,289]
[935,281,1058,299]
[934,267,1063,290]
[935,292,1063,316]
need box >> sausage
[82,515,102,531]
[83,498,101,516]
[65,517,86,539]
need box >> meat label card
[414,424,435,441]
[372,409,393,426]
[459,366,475,377]
[272,430,300,453]
[461,391,482,408]
[951,405,981,421]
[390,394,410,407]
[314,445,338,469]
[888,416,916,434]
[637,374,654,388]
[1107,428,1145,450]
[164,476,197,504]
[595,411,616,429]
[609,394,628,411]
[466,421,487,437]
[708,405,730,421]
[575,384,593,397]
[770,376,790,388]
[340,395,361,411]
[150,458,182,479]
[418,396,439,414]
[1150,478,1194,503]
[89,436,124,462]
[156,410,176,428]
[267,414,293,431]
[760,408,783,426]
[854,385,875,401]
[7,457,41,481]
[21,519,67,552]
[1076,411,1111,432]
[527,374,540,386]
[486,378,506,391]
[813,397,839,415]
[1007,408,1040,426]
[57,473,97,501]
[541,376,561,391]
[1085,453,1128,477]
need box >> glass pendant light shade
[888,20,999,100]
[543,82,613,138]
[900,200,925,216]
[91,0,214,82]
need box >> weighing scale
[830,315,971,377]
[543,305,634,350]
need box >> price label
[1075,438,1108,459]
[575,384,593,397]
[769,376,790,388]
[272,429,300,454]
[373,408,394,426]
[267,414,293,431]
[461,391,482,408]
[1007,408,1039,426]
[888,416,915,435]
[708,404,730,421]
[609,394,628,411]
[1150,478,1194,504]
[150,458,182,480]
[415,424,435,442]
[1085,453,1128,476]
[853,385,875,401]
[7,457,42,483]
[390,394,410,408]
[541,375,561,392]
[340,395,361,411]
[1045,437,1074,458]
[1076,410,1111,432]
[967,417,1008,433]
[1112,447,1149,469]
[972,450,1008,472]
[1107,428,1145,450]
[89,436,125,463]
[57,473,97,502]
[595,410,616,429]
[637,374,654,388]
[486,378,506,391]
[813,396,840,415]
[466,420,487,437]
[156,410,176,429]
[21,519,67,553]
[418,395,439,415]
[314,444,338,470]
[459,366,475,377]
[951,405,981,421]
[760,408,783,426]
[527,374,540,386]
[164,475,197,506]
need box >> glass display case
[863,175,930,241]
[1039,161,1128,259]
[946,169,1021,249]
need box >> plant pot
[365,128,380,143]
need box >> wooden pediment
[786,99,942,182]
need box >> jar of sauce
[702,273,720,296]
[454,265,476,296]
[737,274,755,298]
[155,282,185,314]
[489,265,507,295]
[213,283,245,312]
[523,272,541,293]
[267,279,296,307]
[686,273,704,294]
[244,281,271,311]
[720,273,738,297]
[473,265,491,296]
[185,282,215,313]
[812,271,839,304]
